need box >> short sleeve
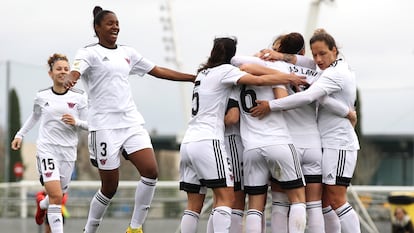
[72,48,92,75]
[221,65,247,85]
[127,47,155,76]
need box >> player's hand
[258,49,282,61]
[62,114,76,126]
[347,110,357,128]
[11,138,22,150]
[288,73,308,92]
[63,74,77,89]
[250,100,271,119]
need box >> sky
[0,0,414,142]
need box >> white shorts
[36,143,75,192]
[89,125,153,170]
[179,139,234,194]
[296,147,322,183]
[244,144,305,194]
[224,134,244,191]
[322,149,357,186]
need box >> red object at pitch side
[13,162,24,178]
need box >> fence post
[20,182,28,218]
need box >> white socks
[271,192,289,233]
[212,206,232,233]
[130,177,157,229]
[181,210,199,233]
[84,190,111,233]
[246,209,263,233]
[48,204,63,233]
[323,205,341,233]
[336,202,361,233]
[230,209,244,233]
[306,200,325,233]
[289,202,307,233]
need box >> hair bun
[93,6,103,17]
[313,28,327,36]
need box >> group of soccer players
[10,5,360,233]
[178,29,360,233]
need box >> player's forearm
[15,112,40,138]
[269,86,325,111]
[75,119,88,130]
[294,55,317,69]
[319,96,350,117]
[150,66,195,82]
[281,53,297,64]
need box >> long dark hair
[197,37,237,73]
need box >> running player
[179,36,307,233]
[62,6,196,233]
[39,191,69,233]
[251,29,361,233]
[11,53,88,233]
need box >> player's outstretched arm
[149,66,196,82]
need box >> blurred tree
[0,126,4,181]
[8,88,23,182]
[353,88,381,185]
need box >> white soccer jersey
[231,55,316,149]
[269,59,359,150]
[15,87,87,161]
[181,64,246,143]
[237,83,292,151]
[72,43,155,131]
[316,60,359,150]
[279,64,322,148]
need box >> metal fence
[1,181,412,233]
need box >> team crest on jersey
[44,171,53,178]
[100,159,107,165]
[67,102,76,108]
[125,58,130,64]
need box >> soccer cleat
[35,191,47,225]
[125,226,143,233]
